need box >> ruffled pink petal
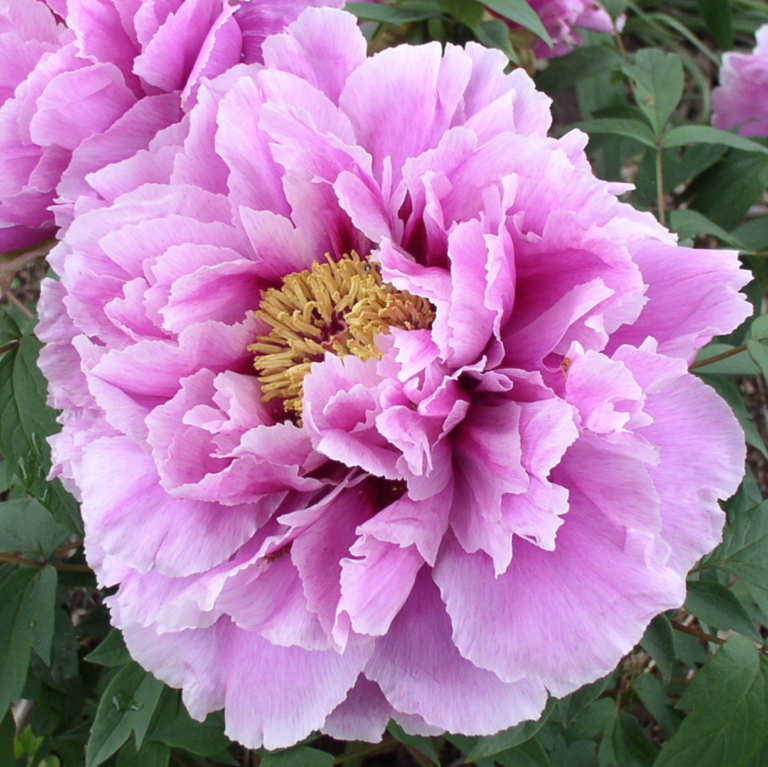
[80,436,262,577]
[365,570,548,734]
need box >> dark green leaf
[747,340,768,381]
[0,564,56,714]
[484,0,552,46]
[85,629,132,668]
[751,315,768,342]
[495,735,551,767]
[663,125,768,156]
[601,0,627,19]
[632,673,682,737]
[31,604,80,695]
[558,674,613,727]
[640,613,676,685]
[150,697,230,757]
[733,216,768,253]
[344,2,437,23]
[696,0,733,50]
[0,335,58,497]
[536,45,623,93]
[597,709,657,766]
[0,498,70,558]
[668,209,745,248]
[116,739,170,767]
[466,699,556,760]
[473,19,519,64]
[622,49,684,137]
[0,314,21,348]
[260,746,335,767]
[686,151,768,230]
[655,636,768,767]
[388,721,440,764]
[437,0,485,27]
[685,581,762,641]
[575,118,656,148]
[710,499,768,588]
[0,711,13,766]
[85,662,165,767]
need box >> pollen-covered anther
[249,252,435,417]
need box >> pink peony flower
[40,7,750,749]
[712,25,768,137]
[525,0,618,58]
[0,0,342,252]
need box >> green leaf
[149,695,230,757]
[0,314,21,348]
[495,736,551,767]
[685,580,762,642]
[260,746,335,767]
[484,0,552,47]
[85,629,132,668]
[388,721,440,765]
[710,499,768,588]
[622,49,684,137]
[597,709,657,766]
[0,498,70,558]
[465,699,556,760]
[575,118,656,148]
[696,0,732,50]
[557,674,613,727]
[0,336,57,496]
[640,613,676,685]
[668,209,745,249]
[0,564,56,715]
[344,2,437,23]
[85,662,165,767]
[751,315,768,342]
[685,151,768,231]
[473,19,519,64]
[437,0,485,27]
[116,740,170,767]
[655,636,768,767]
[663,125,768,156]
[747,340,768,381]
[733,215,768,253]
[0,711,13,766]
[536,45,623,93]
[632,673,682,737]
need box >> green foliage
[85,662,164,767]
[0,564,56,715]
[656,637,768,767]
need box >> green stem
[689,343,747,370]
[0,239,56,273]
[671,619,724,645]
[0,552,92,573]
[655,143,666,227]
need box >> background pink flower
[525,0,618,57]
[0,0,342,252]
[40,6,750,750]
[712,25,768,137]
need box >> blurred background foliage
[4,0,768,765]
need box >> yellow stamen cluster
[249,252,435,418]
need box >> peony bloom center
[250,252,435,417]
